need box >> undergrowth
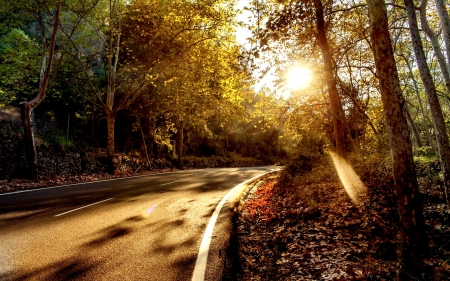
[227,151,450,280]
[43,130,74,148]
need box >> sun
[286,66,312,90]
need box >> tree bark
[419,0,450,92]
[145,120,159,160]
[152,136,159,159]
[21,0,61,180]
[434,0,450,71]
[366,0,430,279]
[105,0,121,174]
[177,120,185,168]
[340,83,384,149]
[398,51,434,148]
[106,109,116,174]
[404,0,450,207]
[136,116,151,167]
[21,104,38,179]
[172,141,176,158]
[313,0,347,158]
[404,105,423,147]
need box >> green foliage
[414,154,441,180]
[0,0,286,164]
[43,130,74,148]
[412,148,442,186]
[348,150,443,191]
[283,96,329,157]
[0,89,7,108]
[413,146,438,158]
[0,28,40,104]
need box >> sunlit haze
[330,152,366,204]
[286,66,312,90]
[235,0,252,45]
[235,0,278,95]
[236,1,311,98]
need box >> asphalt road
[0,167,272,281]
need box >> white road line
[191,172,270,281]
[55,198,114,217]
[159,180,181,186]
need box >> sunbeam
[330,152,366,204]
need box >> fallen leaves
[228,157,450,281]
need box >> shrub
[43,130,74,148]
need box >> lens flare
[141,204,157,219]
[147,204,157,214]
[330,152,366,204]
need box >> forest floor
[224,154,450,281]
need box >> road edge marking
[159,180,181,186]
[55,198,114,217]
[191,172,271,281]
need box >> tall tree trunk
[434,0,450,71]
[105,0,121,174]
[140,108,158,160]
[313,0,347,158]
[21,0,61,180]
[404,0,450,207]
[106,109,116,173]
[341,84,384,149]
[366,0,430,279]
[419,0,450,92]
[21,105,38,179]
[177,121,185,168]
[152,136,159,159]
[146,120,159,160]
[136,116,150,167]
[404,105,423,147]
[398,52,434,148]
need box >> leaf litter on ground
[226,154,450,281]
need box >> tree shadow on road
[1,258,100,281]
[84,226,133,248]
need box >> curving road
[0,167,272,281]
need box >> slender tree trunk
[106,109,116,173]
[342,87,384,148]
[434,0,450,71]
[345,122,356,150]
[404,105,423,147]
[404,0,450,207]
[105,0,121,174]
[399,52,434,148]
[136,117,150,167]
[152,136,159,159]
[21,105,38,179]
[419,0,450,92]
[313,0,347,158]
[21,0,61,180]
[177,120,184,168]
[366,0,430,279]
[146,123,159,160]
